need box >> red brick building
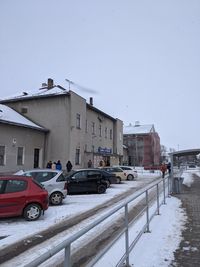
[123,122,161,168]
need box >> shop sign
[98,147,112,154]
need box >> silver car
[20,169,67,205]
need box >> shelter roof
[169,149,200,157]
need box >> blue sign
[98,147,112,154]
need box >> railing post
[167,176,170,197]
[156,184,160,215]
[163,178,166,204]
[124,204,130,267]
[145,190,150,232]
[64,244,71,267]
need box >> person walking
[46,160,52,169]
[87,159,92,168]
[66,160,73,172]
[51,162,56,170]
[56,160,62,170]
[160,163,167,178]
[167,162,171,174]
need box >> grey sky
[0,0,200,151]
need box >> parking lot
[0,171,161,266]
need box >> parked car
[64,169,109,194]
[18,169,67,205]
[0,175,49,221]
[99,167,126,182]
[116,166,138,180]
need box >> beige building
[0,79,123,171]
[0,104,47,173]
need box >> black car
[65,169,116,194]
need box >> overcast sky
[0,0,200,151]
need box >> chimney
[135,121,140,127]
[47,78,54,89]
[89,97,93,106]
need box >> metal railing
[25,174,171,267]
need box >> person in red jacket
[160,163,167,178]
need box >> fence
[25,174,171,267]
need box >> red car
[0,175,49,221]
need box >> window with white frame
[0,146,5,166]
[17,147,24,165]
[76,113,81,129]
[75,148,80,165]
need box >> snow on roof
[1,86,69,102]
[123,123,155,134]
[0,104,46,131]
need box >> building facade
[0,104,47,173]
[123,122,161,168]
[0,80,123,172]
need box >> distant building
[0,79,123,173]
[123,121,161,168]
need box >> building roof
[0,86,70,103]
[0,81,119,123]
[0,104,47,132]
[123,123,155,135]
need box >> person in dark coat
[46,160,52,169]
[167,162,171,174]
[56,160,62,170]
[66,160,73,172]
[87,159,92,168]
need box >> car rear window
[24,172,57,183]
[4,179,27,193]
[0,180,4,193]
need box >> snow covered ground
[1,170,199,267]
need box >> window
[105,127,107,138]
[76,113,81,129]
[75,148,80,165]
[17,147,24,165]
[92,122,95,134]
[99,124,102,137]
[5,179,27,193]
[85,120,88,133]
[110,129,113,140]
[0,146,5,166]
[21,107,28,114]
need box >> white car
[18,169,67,205]
[116,166,138,180]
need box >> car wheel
[127,174,134,181]
[23,204,42,221]
[50,192,63,205]
[116,177,121,184]
[97,184,106,194]
[106,180,111,188]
